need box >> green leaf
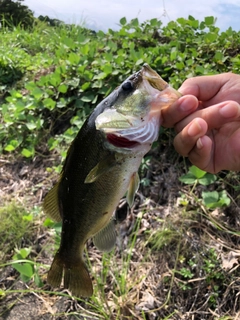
[43,218,55,228]
[202,191,219,208]
[218,191,231,206]
[4,144,15,152]
[179,173,196,185]
[131,18,139,27]
[21,148,34,158]
[204,16,215,26]
[13,263,34,278]
[81,82,90,91]
[136,58,144,66]
[4,139,19,152]
[80,95,93,102]
[34,273,44,287]
[49,74,61,87]
[0,289,6,297]
[189,166,206,179]
[20,247,32,258]
[93,72,107,80]
[22,214,33,222]
[32,87,43,100]
[198,173,217,185]
[43,98,56,110]
[26,122,37,130]
[58,84,68,93]
[204,32,218,43]
[120,17,127,25]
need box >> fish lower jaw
[105,116,160,149]
[106,134,139,148]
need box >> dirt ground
[0,144,240,320]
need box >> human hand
[161,73,240,173]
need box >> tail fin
[47,252,93,297]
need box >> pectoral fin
[43,181,62,222]
[93,217,116,252]
[84,154,117,183]
[126,172,140,208]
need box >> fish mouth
[141,63,169,91]
[96,64,181,149]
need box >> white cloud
[24,0,239,32]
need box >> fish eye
[122,81,133,91]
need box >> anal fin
[93,217,116,252]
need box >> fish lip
[141,63,168,91]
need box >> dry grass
[0,142,240,320]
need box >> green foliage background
[0,15,240,158]
[0,0,34,28]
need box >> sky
[24,0,240,32]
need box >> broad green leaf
[218,191,231,206]
[189,166,206,179]
[32,87,43,100]
[80,44,89,55]
[93,72,107,80]
[13,263,34,278]
[175,62,185,70]
[103,64,112,75]
[81,82,91,91]
[43,218,55,228]
[202,191,219,208]
[68,52,80,65]
[21,148,34,158]
[120,17,127,25]
[131,18,139,27]
[49,74,61,87]
[18,247,32,259]
[80,95,93,102]
[26,122,37,130]
[204,16,215,26]
[170,48,177,61]
[204,32,218,43]
[58,84,68,93]
[198,173,217,185]
[179,173,196,185]
[4,144,15,152]
[43,98,56,110]
[4,139,19,151]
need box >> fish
[43,63,181,297]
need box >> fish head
[96,64,181,149]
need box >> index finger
[179,73,232,102]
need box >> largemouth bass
[43,64,181,297]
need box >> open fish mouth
[95,64,181,147]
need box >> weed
[179,165,231,209]
[0,201,33,259]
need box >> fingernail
[219,103,239,118]
[180,98,195,112]
[197,137,203,149]
[187,119,202,136]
